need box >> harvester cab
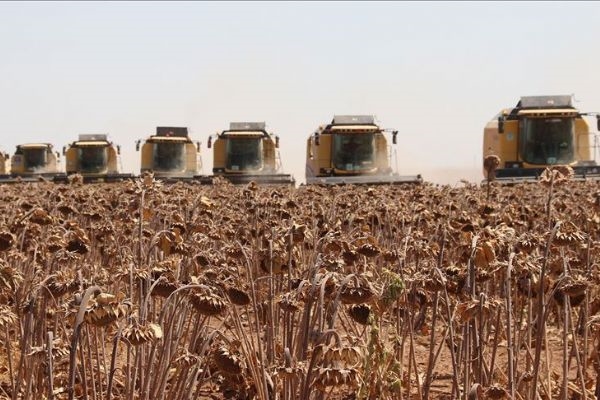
[0,143,65,183]
[136,127,202,181]
[202,122,295,185]
[484,95,600,183]
[61,134,133,183]
[305,115,422,185]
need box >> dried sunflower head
[174,351,200,368]
[347,304,371,325]
[44,270,80,298]
[516,233,541,254]
[29,208,53,225]
[356,243,381,258]
[225,285,251,306]
[0,263,24,293]
[539,165,574,186]
[0,305,17,329]
[212,344,246,376]
[338,275,376,305]
[122,322,163,346]
[554,221,585,247]
[483,154,501,179]
[553,277,588,307]
[313,367,359,391]
[84,293,129,327]
[189,287,227,316]
[0,231,15,251]
[278,292,300,313]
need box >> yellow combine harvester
[484,95,600,182]
[0,150,8,177]
[59,134,132,183]
[305,115,422,185]
[136,127,202,181]
[0,143,66,183]
[202,122,295,185]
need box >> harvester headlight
[505,162,522,169]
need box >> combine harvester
[305,115,422,185]
[0,150,9,179]
[201,122,295,185]
[484,95,600,183]
[136,127,202,182]
[57,134,133,183]
[0,143,66,183]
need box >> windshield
[226,138,263,171]
[332,134,375,171]
[23,148,48,171]
[153,142,185,172]
[520,117,574,165]
[78,146,108,173]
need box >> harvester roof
[518,95,574,109]
[229,122,266,131]
[78,134,108,141]
[332,115,376,125]
[505,95,579,120]
[320,115,380,133]
[18,143,53,149]
[329,125,380,132]
[72,141,110,147]
[222,122,270,138]
[148,136,191,143]
[72,134,111,147]
[517,109,579,117]
[156,127,189,137]
[221,131,266,138]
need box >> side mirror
[4,154,8,160]
[392,130,398,145]
[135,140,141,152]
[207,136,212,148]
[117,145,121,155]
[55,151,60,159]
[62,146,66,156]
[196,142,201,152]
[275,136,280,148]
[596,115,600,131]
[498,116,505,134]
[314,132,320,146]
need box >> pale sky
[2,1,600,184]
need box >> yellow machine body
[206,122,294,185]
[305,115,422,185]
[139,127,201,179]
[0,151,8,175]
[9,143,60,176]
[63,134,130,182]
[483,95,599,181]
